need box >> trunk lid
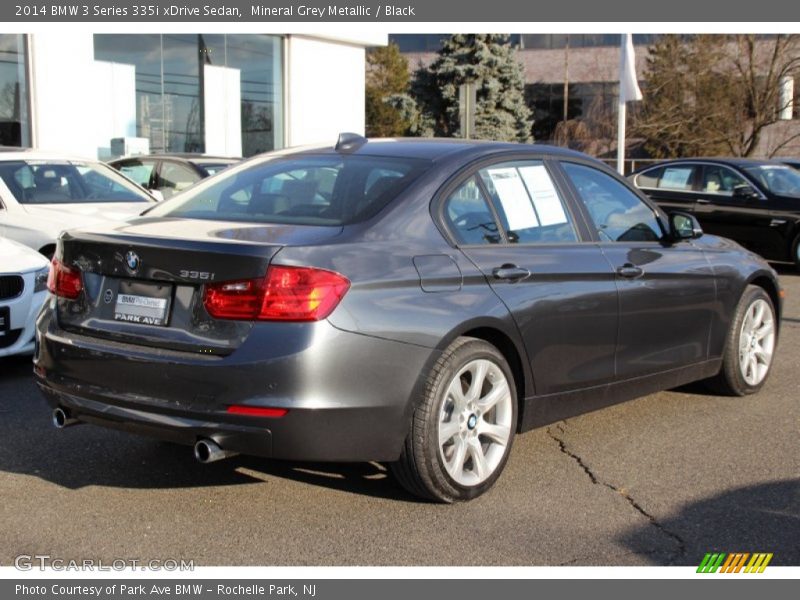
[56,217,343,354]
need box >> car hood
[20,203,149,229]
[0,237,49,273]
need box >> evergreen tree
[365,44,412,137]
[408,34,533,142]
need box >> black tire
[391,337,518,502]
[705,285,777,396]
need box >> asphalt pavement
[1,267,798,567]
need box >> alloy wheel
[738,298,775,386]
[437,359,513,487]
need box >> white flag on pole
[619,33,642,103]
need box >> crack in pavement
[546,422,687,565]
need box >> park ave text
[16,584,316,597]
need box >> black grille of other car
[0,330,21,349]
[0,276,24,300]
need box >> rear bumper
[34,304,436,462]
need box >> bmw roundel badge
[125,250,140,274]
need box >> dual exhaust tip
[52,407,236,464]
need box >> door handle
[616,264,644,279]
[492,264,530,282]
[696,198,711,204]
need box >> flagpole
[617,34,627,175]
[617,94,626,175]
[616,34,642,176]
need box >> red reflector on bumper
[226,405,288,418]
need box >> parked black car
[36,137,782,502]
[109,154,239,200]
[630,158,800,268]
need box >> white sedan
[0,151,156,257]
[0,237,49,358]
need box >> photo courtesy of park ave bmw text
[0,0,798,595]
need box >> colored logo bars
[697,552,773,573]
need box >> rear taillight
[47,257,83,300]
[203,265,350,322]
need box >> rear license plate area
[113,281,173,327]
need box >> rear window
[0,160,152,204]
[147,155,430,225]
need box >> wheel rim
[738,298,775,386]
[437,358,513,487]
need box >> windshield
[0,160,153,205]
[743,165,800,197]
[147,154,430,225]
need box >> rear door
[634,163,701,215]
[442,158,618,395]
[560,161,717,379]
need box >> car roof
[635,157,786,172]
[110,153,239,162]
[0,150,105,162]
[280,137,594,163]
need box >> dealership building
[0,32,386,159]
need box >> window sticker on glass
[660,167,694,190]
[518,165,568,226]
[486,167,539,231]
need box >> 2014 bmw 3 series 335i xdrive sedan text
[35,135,782,502]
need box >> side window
[158,162,200,198]
[118,160,155,188]
[478,161,579,244]
[701,165,748,195]
[563,162,663,243]
[657,166,697,191]
[444,178,502,245]
[634,166,663,189]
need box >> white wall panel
[287,36,366,147]
[204,65,242,157]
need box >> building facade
[0,32,386,159]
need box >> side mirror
[732,184,759,200]
[150,190,164,202]
[669,212,703,240]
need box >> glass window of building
[94,34,283,157]
[0,34,30,148]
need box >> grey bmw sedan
[35,136,782,502]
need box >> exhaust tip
[194,440,213,463]
[52,407,77,429]
[193,438,237,464]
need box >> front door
[560,161,717,379]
